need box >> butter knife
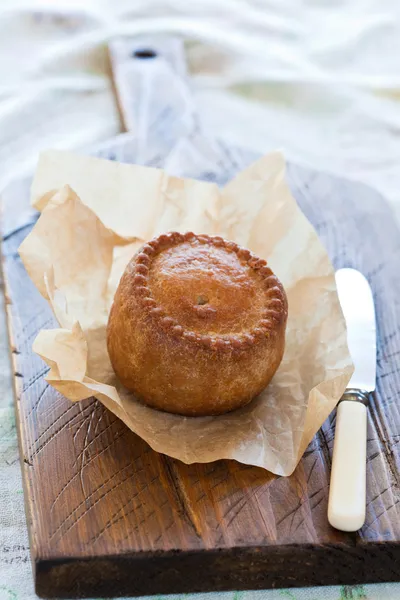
[328,268,376,532]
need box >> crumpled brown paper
[19,149,353,476]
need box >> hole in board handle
[132,48,158,59]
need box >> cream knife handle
[328,391,368,532]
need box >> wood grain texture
[2,144,400,598]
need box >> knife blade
[328,268,377,532]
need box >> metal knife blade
[335,268,377,392]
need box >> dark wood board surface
[2,139,400,598]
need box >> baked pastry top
[107,232,288,416]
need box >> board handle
[108,36,199,166]
[328,392,368,532]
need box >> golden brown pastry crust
[107,232,288,416]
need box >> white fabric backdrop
[1,1,400,217]
[1,1,400,599]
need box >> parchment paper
[19,149,353,476]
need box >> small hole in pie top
[196,295,209,305]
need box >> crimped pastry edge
[128,231,287,352]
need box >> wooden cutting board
[2,147,400,598]
[2,38,400,599]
